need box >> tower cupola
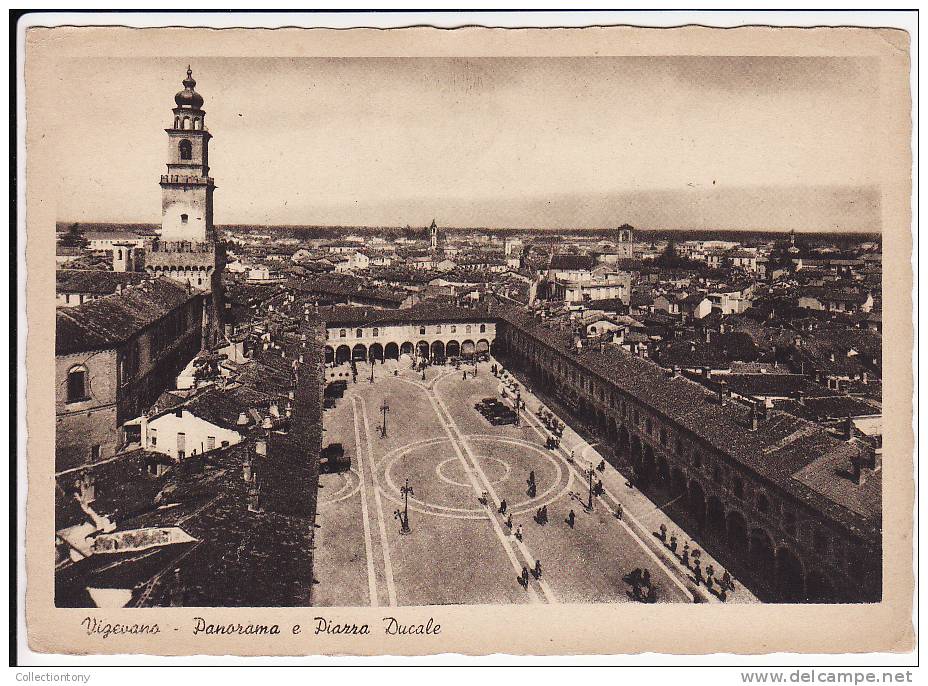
[174,66,204,110]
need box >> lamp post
[380,400,390,438]
[395,479,414,534]
[586,460,595,512]
[370,358,375,384]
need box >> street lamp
[370,358,375,384]
[586,460,595,512]
[394,478,414,535]
[379,400,390,438]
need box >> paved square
[313,357,697,606]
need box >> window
[66,366,88,402]
[339,329,346,338]
[150,428,158,447]
[176,432,186,459]
[372,328,379,337]
[206,436,216,451]
[90,445,101,461]
[466,325,472,334]
[179,139,192,160]
[419,326,426,335]
[435,325,442,334]
[480,324,486,333]
[356,328,363,338]
[181,214,188,224]
[450,325,456,333]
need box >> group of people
[533,504,549,525]
[655,524,736,601]
[623,568,657,603]
[518,560,543,589]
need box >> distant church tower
[429,219,440,252]
[616,223,635,260]
[146,66,221,292]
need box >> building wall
[55,349,120,473]
[160,184,212,241]
[56,294,206,474]
[324,319,496,362]
[145,410,241,460]
[494,319,880,603]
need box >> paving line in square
[358,396,399,607]
[351,395,380,607]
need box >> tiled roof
[318,302,493,328]
[56,269,148,296]
[56,277,202,355]
[549,254,597,271]
[497,307,879,540]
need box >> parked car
[320,443,350,474]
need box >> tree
[58,223,88,249]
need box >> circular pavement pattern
[377,435,574,520]
[316,468,361,508]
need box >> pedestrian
[462,371,466,381]
[528,482,536,498]
[642,569,651,588]
[521,566,529,588]
[534,560,542,579]
[541,504,548,523]
[682,542,690,567]
[658,523,667,542]
[567,509,575,528]
[693,561,703,586]
[669,535,678,553]
[498,499,507,515]
[598,459,606,472]
[719,587,727,602]
[506,513,513,529]
[722,571,734,591]
[568,449,575,463]
[515,524,523,542]
[614,503,623,520]
[529,470,535,485]
[705,565,715,591]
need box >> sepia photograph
[18,13,915,661]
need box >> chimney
[795,390,805,405]
[718,381,728,406]
[794,336,802,348]
[689,342,696,354]
[843,415,854,441]
[242,460,253,483]
[236,412,249,427]
[750,402,759,431]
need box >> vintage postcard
[21,19,914,657]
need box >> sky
[50,56,882,231]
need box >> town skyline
[53,56,882,232]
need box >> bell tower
[429,219,439,252]
[160,67,215,242]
